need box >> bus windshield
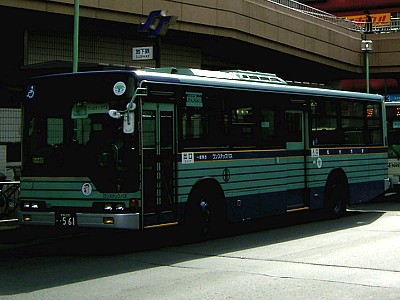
[23,71,140,193]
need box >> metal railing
[0,181,20,220]
[354,18,400,34]
[254,0,400,33]
[0,166,21,220]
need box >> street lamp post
[361,40,373,93]
[73,0,80,73]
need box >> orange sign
[343,13,391,26]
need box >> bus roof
[144,68,288,85]
[31,68,384,102]
[133,68,384,102]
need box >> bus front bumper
[18,211,140,230]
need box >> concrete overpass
[1,0,400,90]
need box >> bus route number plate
[56,213,77,226]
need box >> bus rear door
[141,102,176,228]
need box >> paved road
[1,198,400,299]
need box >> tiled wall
[27,30,202,69]
[0,108,21,178]
[0,108,21,143]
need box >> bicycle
[0,166,21,219]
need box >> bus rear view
[19,71,142,229]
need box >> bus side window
[181,109,208,140]
[341,101,364,145]
[310,99,340,146]
[181,92,230,149]
[260,108,279,147]
[231,106,255,147]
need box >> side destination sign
[186,92,203,107]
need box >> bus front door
[285,110,309,211]
[141,102,176,228]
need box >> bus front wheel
[184,179,227,238]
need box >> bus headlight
[22,201,40,209]
[103,203,125,211]
[115,203,125,211]
[104,204,113,211]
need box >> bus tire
[184,178,227,239]
[324,169,349,218]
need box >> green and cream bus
[19,68,388,234]
[385,101,400,189]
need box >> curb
[0,218,19,230]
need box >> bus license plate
[56,213,77,226]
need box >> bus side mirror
[109,86,145,133]
[108,107,135,134]
[123,110,134,134]
[108,110,121,119]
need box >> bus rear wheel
[324,169,349,218]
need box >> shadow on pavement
[0,199,398,296]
